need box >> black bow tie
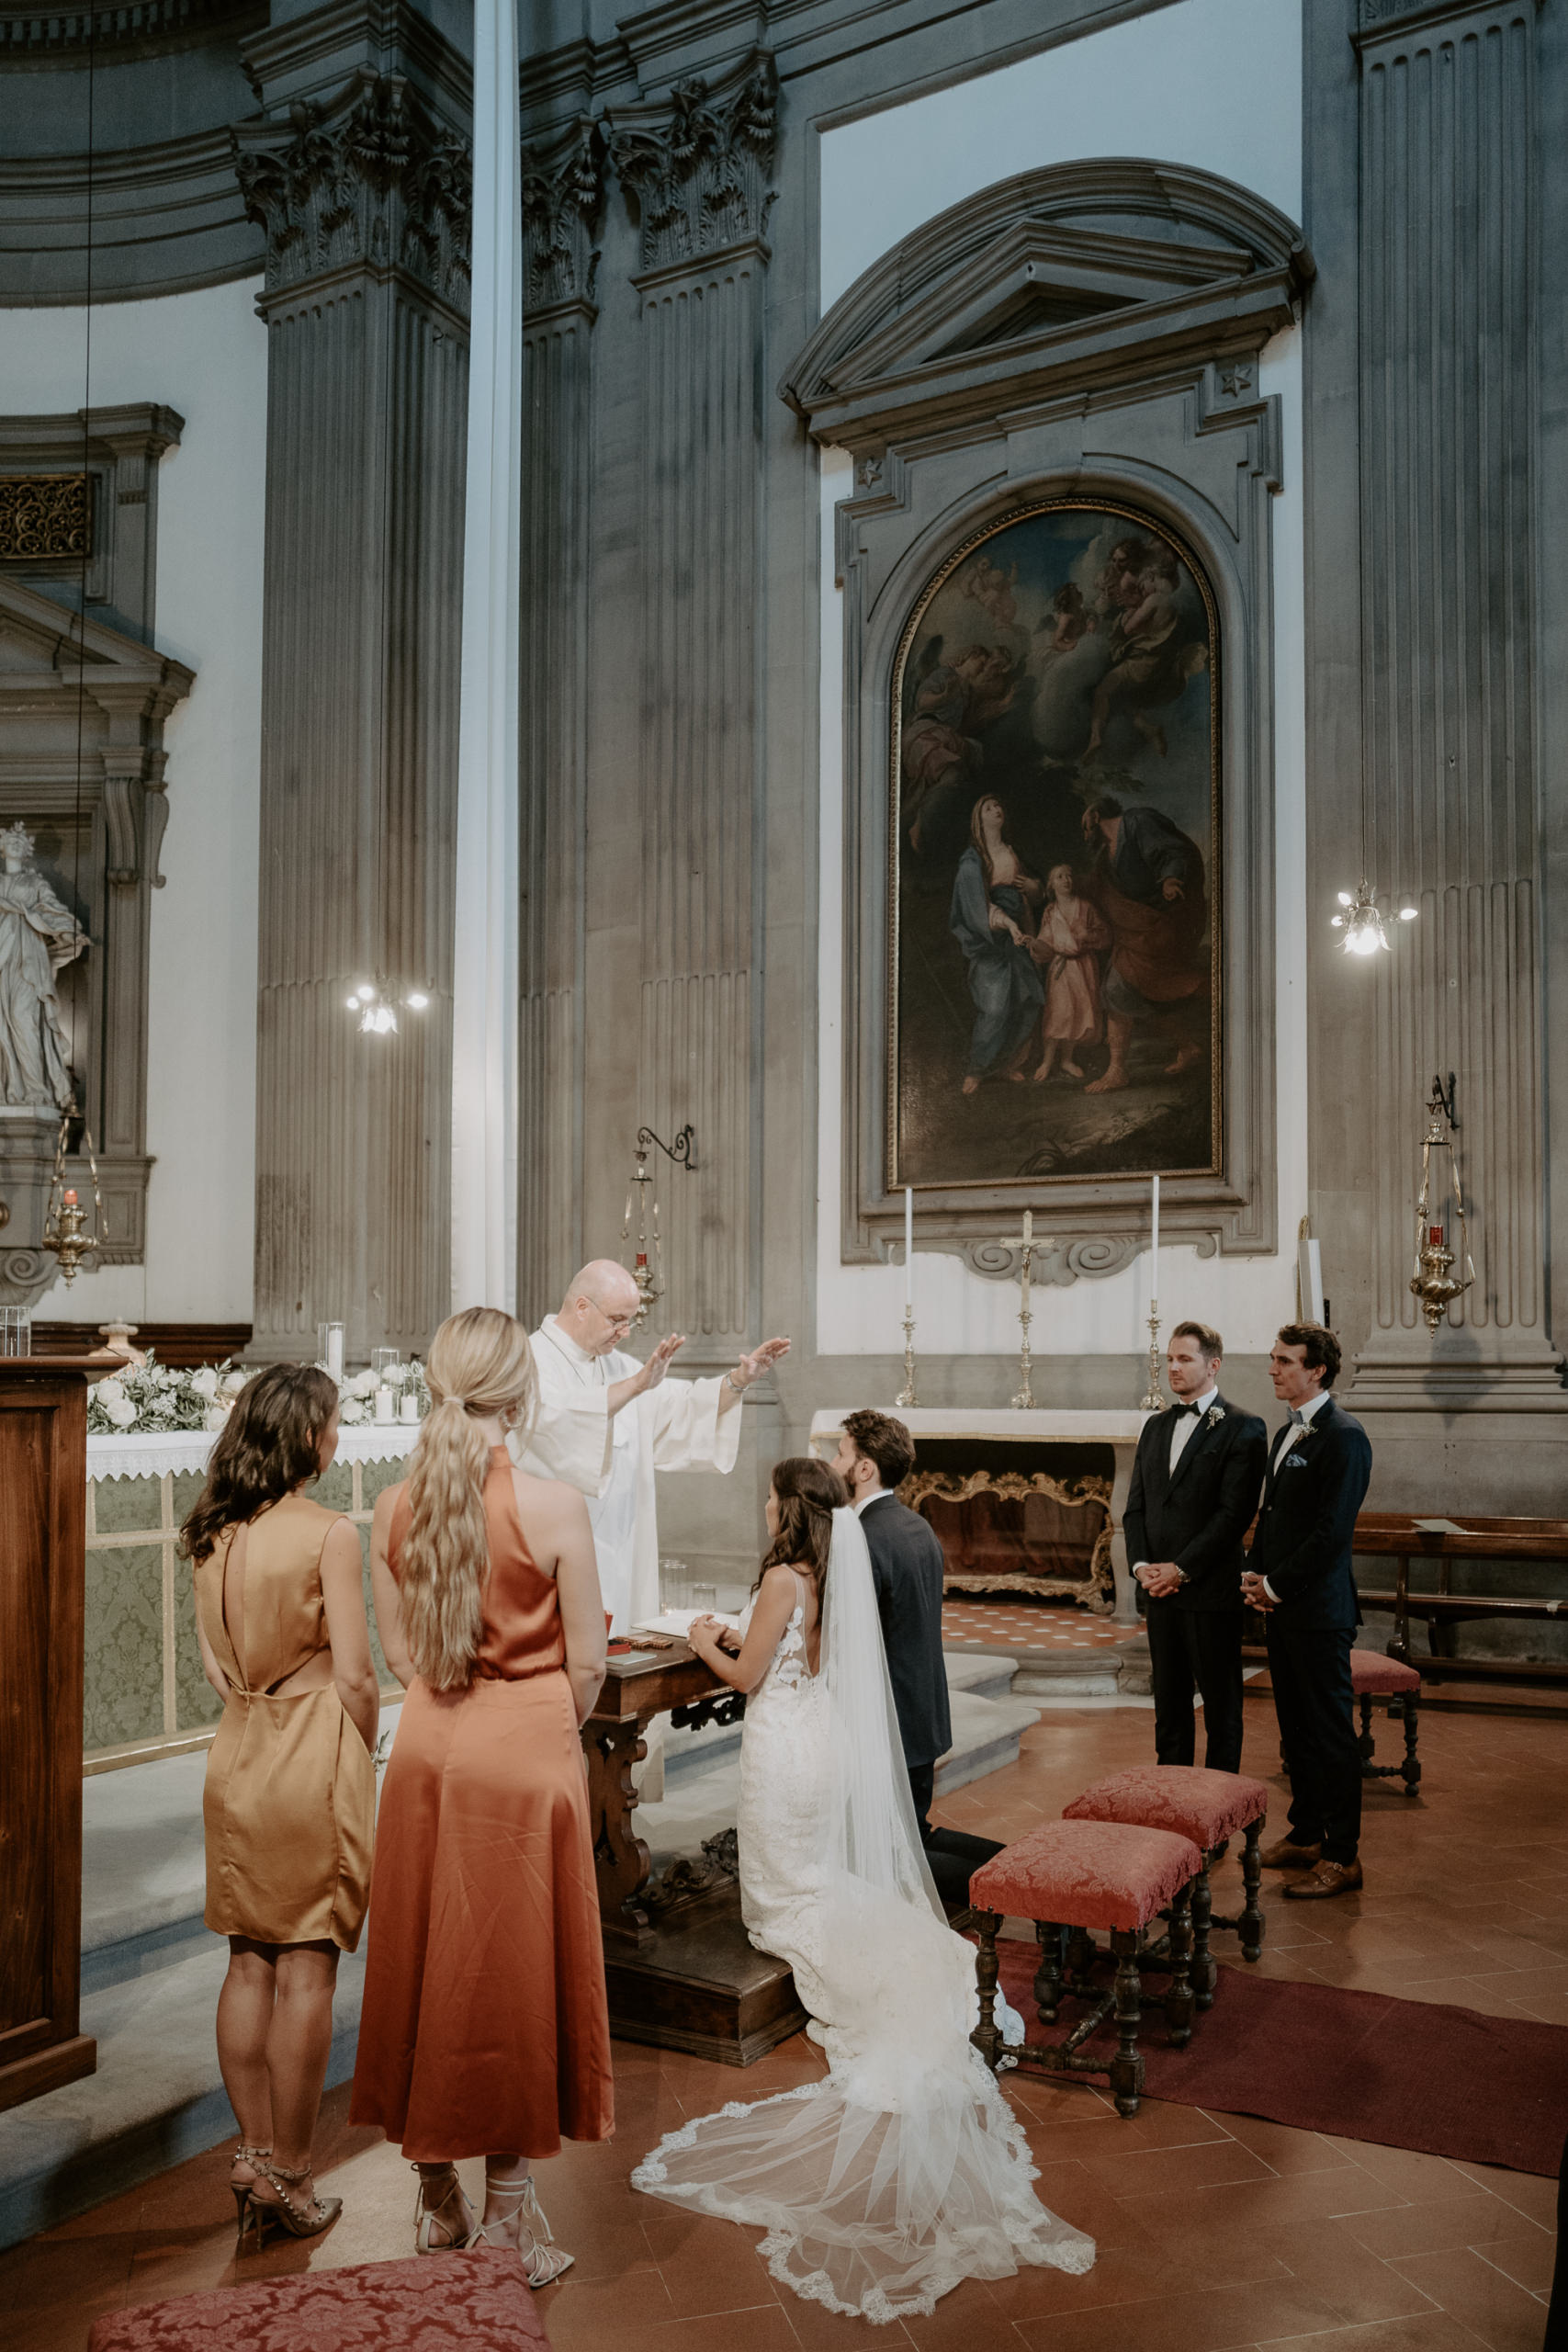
[1177,1401,1204,1417]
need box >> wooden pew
[1352,1512,1568,1690]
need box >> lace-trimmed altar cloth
[634,1555,1095,2323]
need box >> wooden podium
[583,1645,807,2065]
[0,1355,104,2110]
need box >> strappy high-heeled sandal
[472,2171,573,2287]
[245,2157,343,2243]
[412,2161,476,2255]
[229,2144,273,2247]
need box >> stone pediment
[0,573,192,709]
[0,573,194,885]
[782,158,1313,447]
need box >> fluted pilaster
[236,51,469,1360]
[602,51,776,1349]
[518,119,602,1318]
[1346,0,1560,1408]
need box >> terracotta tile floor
[941,1600,1137,1653]
[10,1692,1563,2351]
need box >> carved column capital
[233,68,471,322]
[606,47,777,274]
[522,118,605,316]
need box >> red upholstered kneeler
[85,2248,548,2351]
[969,1818,1203,2117]
[1350,1647,1422,1796]
[1063,1765,1269,2006]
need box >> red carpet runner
[995,1939,1568,2177]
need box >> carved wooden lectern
[0,1355,102,2110]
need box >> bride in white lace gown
[632,1455,1094,2324]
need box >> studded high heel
[472,2171,572,2287]
[413,2162,476,2255]
[246,2156,343,2242]
[230,2144,272,2249]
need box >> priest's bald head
[557,1259,641,1356]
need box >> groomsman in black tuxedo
[1242,1323,1373,1900]
[1124,1320,1268,1774]
[831,1408,1001,1905]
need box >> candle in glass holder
[399,1392,420,1423]
[374,1383,395,1423]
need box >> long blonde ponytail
[398,1306,537,1690]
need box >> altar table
[809,1406,1147,1626]
[581,1643,806,2064]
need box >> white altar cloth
[807,1406,1150,1625]
[85,1424,422,1482]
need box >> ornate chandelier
[1331,880,1417,956]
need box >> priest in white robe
[519,1258,789,1636]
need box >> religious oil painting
[889,502,1221,1191]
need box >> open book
[634,1607,743,1638]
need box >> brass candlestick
[1139,1301,1165,1412]
[1010,1210,1036,1410]
[897,1306,919,1408]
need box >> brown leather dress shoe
[1259,1837,1322,1869]
[1283,1858,1363,1900]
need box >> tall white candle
[904,1186,914,1310]
[1150,1174,1160,1300]
[325,1324,344,1383]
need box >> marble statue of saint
[0,821,88,1109]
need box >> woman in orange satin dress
[185,1364,379,2245]
[350,1306,612,2281]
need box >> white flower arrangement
[318,1357,430,1426]
[87,1354,249,1437]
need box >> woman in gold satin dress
[184,1364,379,2245]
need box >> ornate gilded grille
[0,472,92,560]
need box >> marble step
[661,1645,1029,1787]
[0,1939,367,2254]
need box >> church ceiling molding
[782,159,1314,450]
[0,0,263,64]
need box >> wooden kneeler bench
[1062,1766,1269,2006]
[969,1818,1203,2117]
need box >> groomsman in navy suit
[1243,1324,1373,1900]
[1124,1320,1268,1773]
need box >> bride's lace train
[632,2069,1094,2325]
[634,1517,1095,2323]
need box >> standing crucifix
[1007,1208,1037,1409]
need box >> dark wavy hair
[1276,1321,1342,1390]
[753,1454,847,1596]
[180,1363,338,1563]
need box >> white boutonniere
[1203,1405,1224,1430]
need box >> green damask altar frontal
[84,1430,416,1770]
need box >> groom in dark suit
[831,1409,1001,1905]
[1242,1324,1373,1900]
[1124,1319,1268,1773]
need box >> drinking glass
[371,1347,400,1377]
[0,1306,32,1357]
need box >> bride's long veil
[820,1503,946,1928]
[632,1507,1095,2323]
